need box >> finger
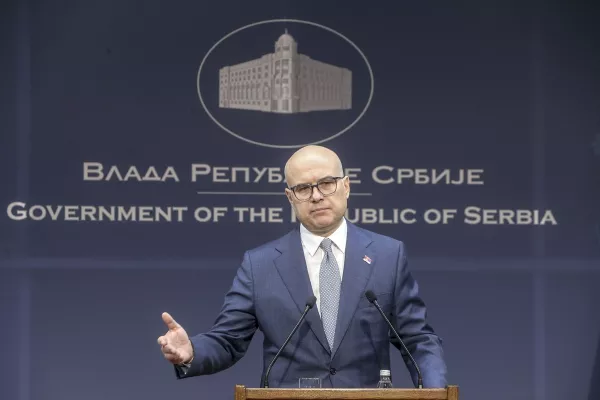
[162,344,185,358]
[162,312,180,330]
[162,345,183,362]
[163,352,182,364]
[157,336,167,346]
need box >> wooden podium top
[235,385,459,400]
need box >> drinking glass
[298,377,321,388]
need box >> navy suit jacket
[179,222,447,388]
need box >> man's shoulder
[244,227,297,257]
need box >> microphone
[262,295,317,388]
[365,290,423,389]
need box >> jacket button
[329,367,336,375]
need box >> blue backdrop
[1,1,599,400]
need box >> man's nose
[310,186,323,201]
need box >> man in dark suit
[158,145,447,388]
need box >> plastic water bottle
[377,369,393,388]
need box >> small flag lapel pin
[363,255,372,264]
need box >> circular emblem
[197,19,374,149]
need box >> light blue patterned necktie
[319,238,341,350]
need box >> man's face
[285,158,350,236]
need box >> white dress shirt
[299,217,347,316]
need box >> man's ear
[284,188,294,204]
[343,176,350,198]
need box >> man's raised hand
[157,312,194,365]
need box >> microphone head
[365,290,377,303]
[306,295,317,308]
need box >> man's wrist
[178,352,194,366]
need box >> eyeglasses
[288,176,344,202]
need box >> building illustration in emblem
[218,30,352,113]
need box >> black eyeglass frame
[287,176,345,202]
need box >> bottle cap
[380,369,391,376]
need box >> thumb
[162,312,181,331]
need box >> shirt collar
[300,217,347,257]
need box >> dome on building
[276,29,295,45]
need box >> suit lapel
[274,228,331,354]
[331,223,374,358]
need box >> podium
[234,384,459,400]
